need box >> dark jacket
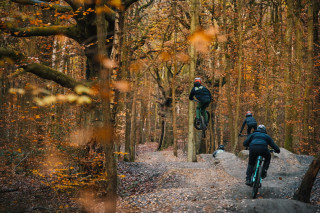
[243,130,280,153]
[212,149,224,158]
[240,115,257,133]
[189,83,212,103]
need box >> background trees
[0,0,320,210]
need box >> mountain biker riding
[239,111,257,136]
[212,144,225,158]
[243,124,280,186]
[189,77,212,125]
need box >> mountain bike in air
[193,100,210,138]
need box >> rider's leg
[247,126,252,135]
[253,123,257,131]
[202,101,210,123]
[196,102,201,120]
[261,149,271,178]
[246,148,258,184]
[246,164,254,182]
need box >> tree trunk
[302,0,314,152]
[172,0,178,157]
[233,0,243,153]
[129,75,138,161]
[188,0,199,162]
[96,3,117,211]
[284,0,294,151]
[294,152,320,203]
[293,0,303,149]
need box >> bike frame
[252,156,264,198]
[193,100,208,138]
[252,156,264,184]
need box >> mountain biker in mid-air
[239,111,257,136]
[189,77,212,126]
[243,124,280,186]
[212,144,225,158]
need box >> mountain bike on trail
[250,149,275,198]
[243,125,280,192]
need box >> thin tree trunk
[188,0,199,162]
[172,0,178,157]
[302,0,314,151]
[129,75,138,161]
[284,0,294,151]
[96,2,116,211]
[233,0,243,153]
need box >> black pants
[246,145,271,180]
[247,123,257,135]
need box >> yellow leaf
[108,0,124,10]
[35,115,40,119]
[74,85,94,95]
[77,95,92,105]
[66,94,78,103]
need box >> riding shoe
[245,179,252,186]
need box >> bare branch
[63,0,81,11]
[22,63,82,90]
[1,48,83,90]
[8,25,79,40]
[0,47,24,62]
[123,0,139,9]
[10,0,72,13]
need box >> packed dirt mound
[117,143,320,212]
[237,199,319,213]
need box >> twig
[0,188,19,193]
[13,152,31,173]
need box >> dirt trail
[117,143,320,213]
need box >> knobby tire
[201,114,206,138]
[252,160,263,199]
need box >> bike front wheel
[252,164,263,198]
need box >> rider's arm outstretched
[189,87,195,100]
[266,136,280,153]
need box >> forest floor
[117,142,320,213]
[1,142,320,212]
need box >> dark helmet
[257,124,266,133]
[246,111,252,117]
[218,144,225,150]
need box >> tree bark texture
[294,152,320,203]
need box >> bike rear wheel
[201,115,206,138]
[194,117,202,130]
[252,161,263,198]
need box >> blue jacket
[189,83,212,103]
[240,115,257,133]
[243,130,280,153]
